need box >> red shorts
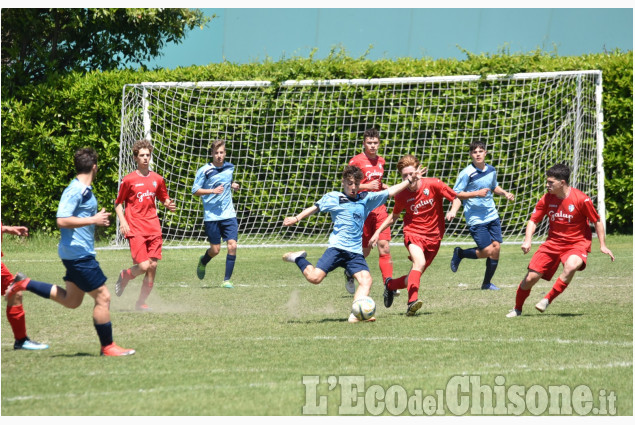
[128,235,163,264]
[528,240,589,281]
[404,233,441,272]
[362,205,391,247]
[1,261,15,296]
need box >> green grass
[1,235,632,415]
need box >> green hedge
[1,49,632,238]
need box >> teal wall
[149,8,633,69]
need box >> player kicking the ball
[281,164,424,323]
[369,155,461,316]
[506,163,614,318]
[114,139,176,311]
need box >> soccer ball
[351,297,376,320]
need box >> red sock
[388,275,407,291]
[378,253,393,283]
[7,304,27,340]
[546,278,568,303]
[407,270,422,304]
[123,268,135,280]
[515,284,532,311]
[137,278,154,305]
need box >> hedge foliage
[1,49,632,239]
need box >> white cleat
[348,313,376,323]
[394,289,401,297]
[506,309,522,318]
[282,251,307,263]
[535,298,550,313]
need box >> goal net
[117,71,604,247]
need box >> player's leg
[537,252,585,312]
[2,263,48,350]
[135,236,162,309]
[507,246,558,317]
[87,285,135,356]
[282,249,328,285]
[403,243,426,316]
[197,221,222,280]
[480,219,503,290]
[450,223,483,273]
[220,218,239,288]
[116,236,150,296]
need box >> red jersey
[393,178,457,241]
[115,171,169,237]
[349,153,385,191]
[529,187,600,251]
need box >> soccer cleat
[5,272,30,299]
[344,270,355,294]
[506,309,522,318]
[406,299,423,316]
[100,343,136,357]
[14,337,49,350]
[135,303,151,312]
[535,298,550,313]
[383,277,394,308]
[196,256,206,280]
[115,270,129,297]
[450,247,462,273]
[282,250,307,263]
[481,283,500,291]
[347,313,376,323]
[221,280,234,289]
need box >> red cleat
[5,272,30,299]
[100,343,136,357]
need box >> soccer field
[1,235,632,416]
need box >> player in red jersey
[1,223,49,350]
[114,139,176,311]
[506,163,614,317]
[370,155,461,316]
[346,128,395,295]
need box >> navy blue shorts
[61,256,107,293]
[204,218,239,245]
[315,247,369,276]
[469,218,503,250]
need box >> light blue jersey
[316,190,389,254]
[453,163,499,226]
[192,162,236,221]
[56,178,98,260]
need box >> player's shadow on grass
[285,318,350,324]
[51,352,94,358]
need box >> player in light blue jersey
[193,140,241,288]
[6,148,135,356]
[451,141,515,290]
[282,165,424,322]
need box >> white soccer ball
[351,297,376,320]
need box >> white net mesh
[117,71,603,247]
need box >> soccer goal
[117,71,604,248]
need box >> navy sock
[462,247,478,259]
[224,254,236,281]
[25,280,53,299]
[94,321,113,347]
[201,251,213,265]
[483,258,499,286]
[295,257,311,273]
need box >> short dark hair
[210,139,226,156]
[342,165,364,183]
[363,128,380,142]
[546,163,570,184]
[74,148,98,174]
[469,141,487,152]
[132,139,153,157]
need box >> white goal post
[117,70,604,248]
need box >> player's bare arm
[370,213,396,248]
[494,186,515,201]
[594,220,615,261]
[193,186,224,196]
[456,188,491,199]
[114,203,130,236]
[283,205,319,227]
[57,208,111,229]
[521,220,538,254]
[387,166,427,197]
[445,198,462,221]
[2,225,29,237]
[163,198,177,212]
[231,182,240,191]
